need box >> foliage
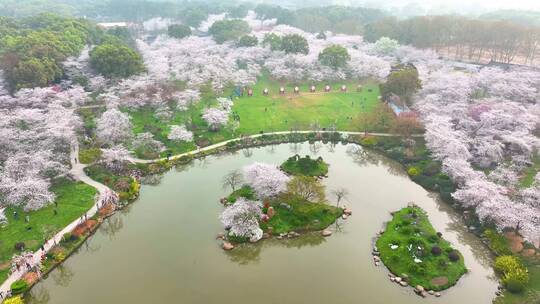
[90,42,145,78]
[262,33,282,51]
[226,185,255,204]
[381,65,422,105]
[260,194,342,234]
[10,280,28,295]
[407,166,421,176]
[280,155,329,177]
[286,176,326,203]
[374,37,399,55]
[318,44,351,69]
[280,34,309,54]
[79,147,102,164]
[484,229,513,256]
[376,207,467,290]
[495,256,530,293]
[237,35,258,47]
[220,198,263,242]
[167,24,191,39]
[3,296,24,304]
[222,170,244,192]
[208,19,250,44]
[243,162,290,199]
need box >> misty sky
[344,0,540,13]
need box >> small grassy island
[219,160,345,247]
[280,155,329,177]
[376,206,467,293]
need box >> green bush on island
[227,185,256,204]
[280,155,329,177]
[376,206,467,291]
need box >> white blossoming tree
[168,125,193,142]
[243,162,290,199]
[220,198,263,242]
[96,109,133,146]
[202,108,229,131]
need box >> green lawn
[234,75,380,133]
[0,178,96,282]
[376,206,467,291]
[125,75,380,158]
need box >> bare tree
[222,170,243,192]
[332,188,349,207]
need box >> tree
[355,103,395,132]
[132,132,164,156]
[287,176,326,202]
[100,145,130,172]
[280,34,309,54]
[96,109,133,145]
[222,170,243,191]
[332,188,349,207]
[391,112,423,138]
[220,198,263,242]
[381,65,422,106]
[373,37,399,55]
[208,19,250,44]
[202,108,229,131]
[243,162,290,198]
[167,125,193,142]
[167,24,191,39]
[318,44,350,69]
[237,35,258,47]
[262,33,282,51]
[90,43,144,78]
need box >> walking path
[0,130,419,301]
[127,130,422,164]
[0,141,112,301]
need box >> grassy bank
[280,155,329,177]
[376,206,467,291]
[0,178,96,283]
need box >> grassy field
[0,178,96,282]
[376,206,467,291]
[125,75,380,158]
[233,75,380,133]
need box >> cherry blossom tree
[202,108,229,131]
[167,125,193,142]
[132,132,165,155]
[220,198,263,242]
[101,145,131,172]
[96,109,133,145]
[243,162,290,198]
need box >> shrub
[14,242,25,251]
[407,166,421,176]
[495,255,523,274]
[10,280,28,295]
[448,250,460,262]
[237,35,258,47]
[361,136,378,146]
[428,234,440,243]
[79,147,102,164]
[423,161,440,176]
[431,246,442,256]
[437,258,448,269]
[4,296,24,304]
[503,268,529,293]
[483,229,512,256]
[54,252,66,262]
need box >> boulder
[374,261,380,266]
[279,203,292,210]
[394,277,402,283]
[262,233,270,239]
[435,292,441,297]
[321,230,332,237]
[222,242,234,251]
[399,281,408,287]
[343,208,352,215]
[420,291,428,298]
[415,285,425,293]
[342,214,348,220]
[390,277,395,282]
[428,290,434,295]
[216,232,225,240]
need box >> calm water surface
[27,143,498,304]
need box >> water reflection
[25,285,50,304]
[289,142,302,154]
[99,216,124,240]
[225,233,327,265]
[140,174,163,186]
[51,265,74,287]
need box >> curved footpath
[0,130,415,301]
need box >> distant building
[97,22,129,29]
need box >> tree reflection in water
[242,147,253,158]
[25,285,50,304]
[346,145,405,177]
[99,216,124,240]
[225,233,327,265]
[51,264,74,287]
[309,142,322,154]
[289,142,302,154]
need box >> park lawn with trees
[233,75,381,133]
[0,178,96,282]
[376,206,467,291]
[124,75,380,158]
[281,155,329,177]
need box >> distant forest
[0,0,539,65]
